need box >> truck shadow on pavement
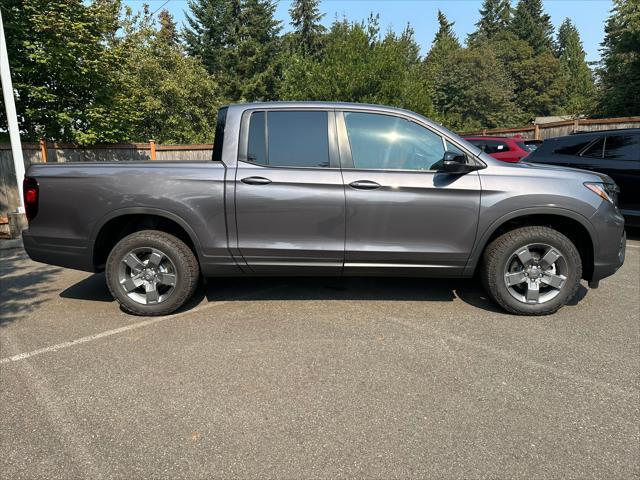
[59,272,589,316]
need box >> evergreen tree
[230,0,282,101]
[288,0,326,57]
[158,10,179,46]
[468,0,511,44]
[424,10,461,72]
[556,19,596,115]
[510,0,554,54]
[433,10,459,47]
[183,0,238,74]
[597,0,640,116]
[423,11,461,113]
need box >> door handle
[349,180,381,190]
[241,176,272,185]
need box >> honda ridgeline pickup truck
[22,102,627,316]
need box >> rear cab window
[245,110,330,168]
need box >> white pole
[0,9,25,213]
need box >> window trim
[238,108,340,170]
[336,110,478,172]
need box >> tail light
[23,177,39,221]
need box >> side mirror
[441,151,476,174]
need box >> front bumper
[589,202,626,284]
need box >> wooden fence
[0,141,213,217]
[460,116,640,140]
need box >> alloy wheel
[117,247,177,305]
[503,243,568,305]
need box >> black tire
[105,230,199,316]
[480,226,582,315]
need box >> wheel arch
[91,208,202,271]
[466,208,597,281]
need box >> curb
[0,238,24,251]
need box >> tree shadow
[0,250,63,326]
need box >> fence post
[534,124,541,140]
[482,128,487,136]
[39,138,48,163]
[149,140,156,160]
[573,118,580,132]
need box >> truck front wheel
[480,226,582,315]
[105,230,200,316]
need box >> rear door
[234,109,345,274]
[337,110,481,276]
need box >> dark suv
[526,129,640,226]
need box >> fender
[90,206,204,264]
[463,206,598,276]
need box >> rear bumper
[22,230,95,272]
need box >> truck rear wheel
[105,230,199,316]
[480,226,582,315]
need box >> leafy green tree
[468,0,511,45]
[84,8,221,144]
[597,0,640,116]
[510,0,554,54]
[556,18,596,115]
[0,0,120,142]
[433,47,523,130]
[288,0,325,57]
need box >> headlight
[584,182,619,205]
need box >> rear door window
[246,111,330,168]
[604,134,639,160]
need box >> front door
[234,109,345,274]
[337,111,481,276]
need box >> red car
[464,136,540,162]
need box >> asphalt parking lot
[1,236,639,479]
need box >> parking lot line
[0,286,280,366]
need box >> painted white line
[0,287,278,365]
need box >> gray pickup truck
[22,102,626,316]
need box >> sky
[124,0,614,62]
